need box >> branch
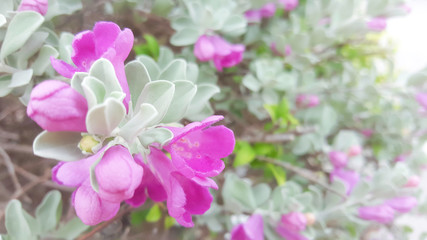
[0,147,27,200]
[257,156,347,199]
[241,126,317,143]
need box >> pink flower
[367,17,387,31]
[361,129,373,138]
[27,80,88,132]
[358,204,395,223]
[328,151,348,168]
[348,145,362,157]
[404,176,420,188]
[52,145,143,225]
[285,45,292,56]
[50,22,133,108]
[394,154,408,162]
[193,35,245,72]
[18,0,48,16]
[245,3,276,22]
[330,168,359,195]
[275,212,308,240]
[279,0,299,11]
[385,197,417,213]
[164,115,235,178]
[296,94,320,108]
[146,147,218,227]
[231,214,264,240]
[416,92,427,110]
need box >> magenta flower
[385,197,417,213]
[275,212,308,240]
[194,35,245,72]
[416,92,427,110]
[27,80,88,132]
[328,151,348,168]
[18,0,48,16]
[146,147,218,227]
[245,3,276,22]
[285,45,292,56]
[404,175,420,188]
[358,204,395,223]
[367,17,387,31]
[361,129,373,138]
[347,145,362,157]
[296,94,320,108]
[164,115,235,178]
[279,0,299,11]
[51,22,133,108]
[231,214,264,240]
[52,145,143,225]
[330,168,359,195]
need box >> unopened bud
[78,135,100,154]
[304,213,316,226]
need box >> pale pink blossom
[279,0,299,11]
[348,145,362,157]
[361,129,374,138]
[329,151,348,168]
[404,176,420,188]
[367,17,387,31]
[231,214,264,240]
[285,45,292,56]
[358,204,395,223]
[245,3,276,22]
[275,212,308,240]
[296,94,320,108]
[385,196,417,213]
[18,0,48,16]
[330,168,359,195]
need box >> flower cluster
[27,21,235,226]
[329,146,362,195]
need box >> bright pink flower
[358,204,395,223]
[51,22,133,108]
[361,129,373,138]
[52,145,143,225]
[328,151,348,168]
[194,35,245,72]
[245,3,276,22]
[416,92,427,110]
[279,0,299,11]
[404,176,420,188]
[231,214,264,240]
[27,80,88,132]
[147,147,218,227]
[348,145,362,157]
[296,94,320,108]
[285,45,292,56]
[18,0,48,16]
[275,212,308,240]
[367,17,387,31]
[164,115,235,178]
[330,168,359,195]
[385,197,417,213]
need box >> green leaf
[137,56,160,79]
[70,72,88,96]
[185,84,220,119]
[0,0,13,15]
[8,69,33,88]
[35,190,62,233]
[86,98,126,136]
[138,128,173,148]
[221,15,247,36]
[242,74,261,92]
[146,204,162,222]
[162,80,197,123]
[130,208,149,226]
[120,103,159,143]
[144,34,160,60]
[31,45,59,76]
[164,216,176,229]
[81,76,107,109]
[5,200,36,240]
[267,164,286,186]
[89,59,122,95]
[152,0,174,17]
[222,173,257,211]
[125,61,152,108]
[33,131,84,161]
[233,141,256,167]
[170,28,200,46]
[52,218,89,240]
[252,183,271,206]
[45,0,83,20]
[158,59,187,81]
[0,11,44,60]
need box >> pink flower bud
[194,35,215,61]
[329,151,348,168]
[231,214,264,240]
[279,0,299,11]
[330,168,359,195]
[394,154,408,162]
[280,212,307,232]
[296,94,320,108]
[259,3,276,18]
[416,92,427,110]
[348,145,362,157]
[367,17,387,31]
[385,196,417,213]
[27,80,88,132]
[285,45,292,56]
[358,204,395,223]
[404,176,420,188]
[18,0,48,16]
[361,129,373,138]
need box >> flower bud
[194,35,215,61]
[404,175,420,188]
[18,0,48,16]
[348,145,362,157]
[328,151,348,168]
[279,0,299,11]
[367,17,387,31]
[78,135,100,154]
[385,196,417,213]
[304,213,316,226]
[231,214,264,240]
[358,204,395,223]
[280,212,307,232]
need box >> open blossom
[27,80,88,132]
[358,204,395,223]
[18,0,48,16]
[330,168,359,195]
[328,151,348,168]
[385,197,417,213]
[276,212,308,240]
[296,94,320,108]
[367,17,387,31]
[52,145,143,225]
[194,35,245,72]
[231,214,264,240]
[51,21,133,108]
[245,3,276,22]
[279,0,299,11]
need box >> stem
[0,63,19,74]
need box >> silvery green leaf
[158,47,175,68]
[253,183,271,207]
[221,15,247,36]
[261,88,279,104]
[242,74,261,92]
[0,14,5,28]
[135,80,175,124]
[70,72,88,96]
[58,32,74,64]
[324,179,346,209]
[0,11,44,60]
[222,173,257,212]
[81,76,106,109]
[319,105,337,136]
[0,75,12,97]
[16,32,49,68]
[18,81,34,106]
[120,103,158,142]
[332,130,361,151]
[86,98,126,136]
[152,0,174,17]
[35,190,62,233]
[170,28,200,46]
[138,128,173,148]
[125,60,151,107]
[44,0,83,20]
[33,131,84,161]
[89,58,122,94]
[8,69,32,88]
[171,16,194,31]
[51,218,89,240]
[32,45,59,76]
[0,0,13,15]
[293,134,313,155]
[137,55,160,79]
[5,200,37,240]
[185,0,203,22]
[162,80,197,123]
[186,62,199,83]
[158,59,187,81]
[185,84,219,118]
